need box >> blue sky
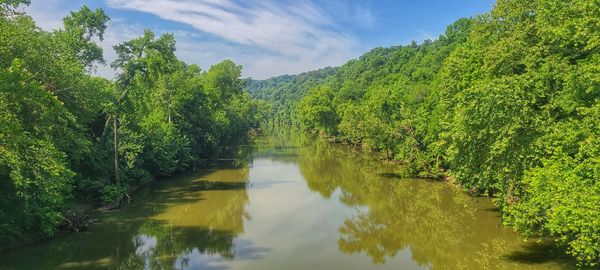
[26,0,494,79]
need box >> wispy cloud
[25,1,135,78]
[105,0,361,78]
[25,0,370,79]
[353,4,375,28]
[25,0,71,30]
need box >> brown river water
[0,130,574,269]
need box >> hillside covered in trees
[249,0,599,267]
[245,66,337,124]
[1,0,599,268]
[0,0,264,248]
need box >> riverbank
[0,133,256,254]
[1,131,576,269]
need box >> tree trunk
[113,115,119,184]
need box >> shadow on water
[151,180,248,205]
[297,136,576,270]
[252,151,301,161]
[0,129,577,270]
[377,172,441,182]
[0,152,267,270]
[377,172,407,179]
[483,206,501,212]
[504,241,574,266]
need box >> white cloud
[105,0,361,78]
[25,0,370,79]
[353,4,375,28]
[319,0,375,29]
[25,0,70,31]
[25,1,141,78]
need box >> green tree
[296,85,338,134]
[0,60,76,242]
[61,5,109,69]
[263,0,599,265]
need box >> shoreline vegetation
[1,0,598,268]
[0,1,268,252]
[248,1,599,267]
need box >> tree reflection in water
[298,138,572,270]
[114,156,265,270]
[0,150,264,270]
[0,130,573,270]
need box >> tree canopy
[0,2,265,248]
[250,0,599,266]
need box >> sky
[25,0,495,79]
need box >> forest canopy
[0,0,264,248]
[1,0,599,267]
[249,0,599,267]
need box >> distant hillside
[244,0,600,266]
[244,17,470,124]
[245,67,337,123]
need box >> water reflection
[0,130,574,270]
[298,138,573,269]
[0,157,263,270]
[115,162,268,270]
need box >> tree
[0,0,30,16]
[261,0,600,265]
[296,85,338,134]
[0,60,76,242]
[62,5,110,69]
[0,2,260,247]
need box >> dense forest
[1,0,599,268]
[245,66,337,124]
[0,0,265,249]
[250,0,599,267]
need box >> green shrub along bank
[251,0,600,267]
[0,1,265,248]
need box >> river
[0,130,574,269]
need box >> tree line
[251,0,599,267]
[245,66,337,125]
[0,1,264,248]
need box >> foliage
[263,0,600,266]
[0,2,263,247]
[296,85,337,134]
[0,1,110,244]
[245,67,337,124]
[0,60,76,243]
